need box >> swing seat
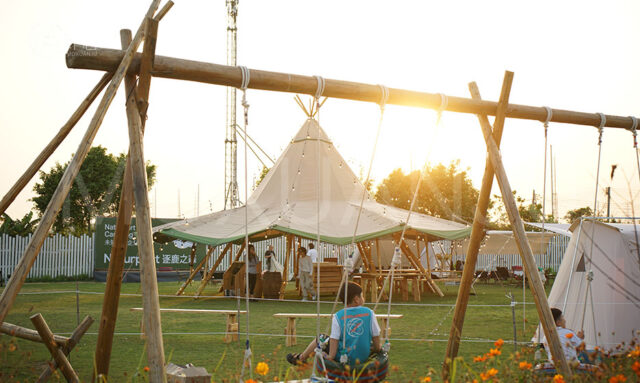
[315,351,389,382]
[533,361,598,375]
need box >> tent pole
[471,80,572,378]
[280,235,293,299]
[180,245,213,296]
[444,72,513,377]
[0,73,112,218]
[66,45,639,131]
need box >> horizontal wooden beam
[0,321,69,346]
[66,44,638,130]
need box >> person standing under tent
[298,247,315,301]
[247,244,259,298]
[264,245,275,272]
[308,242,318,263]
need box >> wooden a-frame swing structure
[0,1,637,381]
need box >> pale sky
[1,0,639,223]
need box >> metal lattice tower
[224,0,240,209]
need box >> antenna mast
[224,0,240,209]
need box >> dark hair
[338,282,363,304]
[299,247,307,254]
[309,243,315,249]
[248,244,256,260]
[551,308,562,323]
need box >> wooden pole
[94,25,158,379]
[0,0,162,326]
[136,17,158,119]
[194,243,232,297]
[122,26,166,382]
[280,235,293,299]
[444,72,513,376]
[40,316,94,383]
[176,245,214,296]
[0,322,68,346]
[188,243,197,274]
[473,83,572,377]
[31,313,79,383]
[0,73,112,217]
[66,45,639,131]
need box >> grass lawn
[0,279,548,382]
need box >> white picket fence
[0,233,94,280]
[0,232,570,282]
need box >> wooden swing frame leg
[39,316,94,383]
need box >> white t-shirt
[541,326,582,362]
[308,248,318,263]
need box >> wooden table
[131,308,247,343]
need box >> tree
[0,212,39,236]
[565,206,593,223]
[32,146,156,235]
[374,160,481,224]
[489,190,557,230]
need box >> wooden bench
[131,308,246,343]
[273,313,403,346]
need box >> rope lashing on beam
[629,116,640,185]
[436,93,448,126]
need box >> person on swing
[287,281,382,366]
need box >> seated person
[287,281,382,366]
[540,308,585,364]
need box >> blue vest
[334,306,375,365]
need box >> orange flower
[245,380,257,383]
[479,368,498,381]
[421,377,432,382]
[8,343,16,352]
[518,361,532,370]
[628,347,640,358]
[474,355,487,362]
[255,362,269,376]
[494,339,504,348]
[143,366,149,372]
[632,361,640,376]
[391,365,400,372]
[552,374,565,383]
[565,333,574,339]
[609,375,627,383]
[489,348,501,356]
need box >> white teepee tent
[153,118,470,247]
[536,219,640,351]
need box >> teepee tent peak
[154,117,470,246]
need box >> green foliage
[375,160,481,223]
[31,146,156,235]
[0,212,39,236]
[489,191,557,230]
[564,206,593,223]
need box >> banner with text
[94,217,206,270]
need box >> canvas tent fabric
[154,119,471,246]
[462,231,556,256]
[534,219,640,351]
[525,222,572,237]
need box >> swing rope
[238,65,253,383]
[310,75,333,382]
[373,94,449,349]
[534,106,553,343]
[315,84,390,372]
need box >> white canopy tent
[154,119,471,249]
[534,219,640,351]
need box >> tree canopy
[0,212,39,236]
[564,206,593,223]
[32,146,156,235]
[374,161,480,224]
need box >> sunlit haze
[1,0,639,222]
